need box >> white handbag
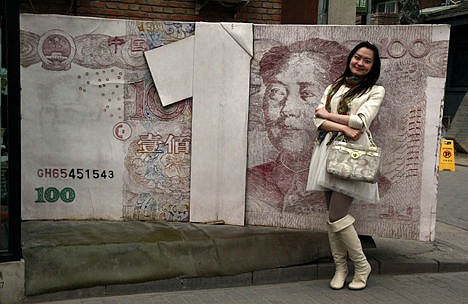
[326,120,381,183]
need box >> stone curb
[24,258,468,303]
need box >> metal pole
[367,0,372,25]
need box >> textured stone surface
[22,220,329,296]
[246,25,450,241]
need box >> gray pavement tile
[175,294,205,304]
[222,290,251,303]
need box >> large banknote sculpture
[246,25,449,240]
[20,14,449,241]
[21,14,194,221]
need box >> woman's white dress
[306,84,385,203]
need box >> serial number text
[37,168,115,179]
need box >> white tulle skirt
[306,132,380,203]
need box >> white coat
[306,84,385,203]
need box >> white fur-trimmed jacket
[314,84,385,130]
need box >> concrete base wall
[0,260,25,304]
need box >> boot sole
[329,273,348,290]
[348,273,370,290]
[330,285,346,290]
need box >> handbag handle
[330,114,377,148]
[359,114,377,148]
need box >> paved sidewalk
[33,272,468,304]
[455,152,468,167]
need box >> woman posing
[306,41,385,290]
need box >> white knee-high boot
[327,221,348,289]
[329,215,371,290]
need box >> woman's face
[262,52,328,157]
[349,47,374,77]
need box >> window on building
[376,1,398,13]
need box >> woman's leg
[327,191,371,290]
[328,191,353,222]
[326,191,352,289]
[324,191,332,210]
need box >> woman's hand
[342,126,363,141]
[315,107,330,119]
[316,109,361,140]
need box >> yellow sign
[439,139,455,171]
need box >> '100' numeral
[35,187,75,203]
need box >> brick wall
[420,0,444,9]
[371,12,400,24]
[20,0,282,24]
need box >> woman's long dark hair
[335,41,382,98]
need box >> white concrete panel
[427,23,451,200]
[420,76,445,241]
[144,36,194,106]
[220,22,254,57]
[20,14,127,220]
[190,22,252,225]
